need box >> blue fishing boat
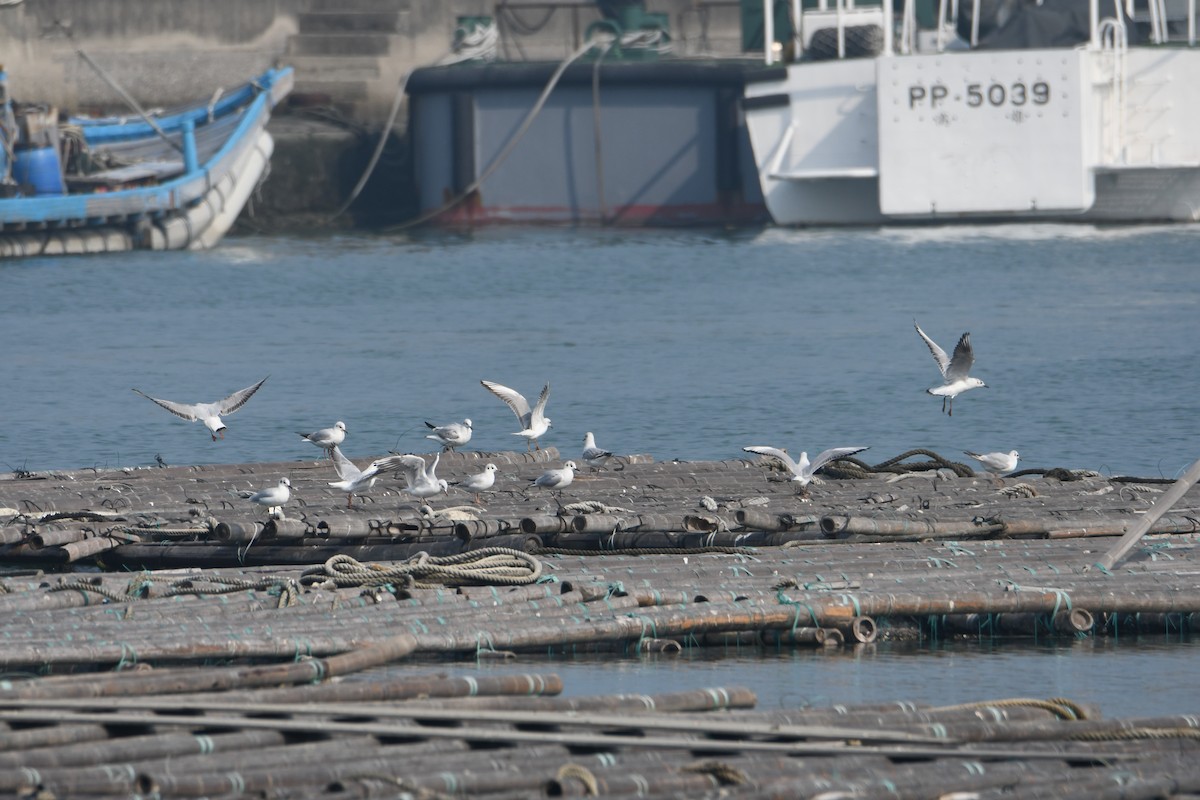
[0,66,293,258]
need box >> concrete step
[297,11,406,34]
[287,33,395,57]
[291,79,370,102]
[307,0,410,12]
[287,55,382,82]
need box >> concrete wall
[0,1,308,111]
[0,0,747,119]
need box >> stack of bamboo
[2,661,1199,798]
[2,448,1195,568]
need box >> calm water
[2,224,1199,716]
[2,224,1197,477]
[401,636,1197,719]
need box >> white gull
[531,461,577,493]
[914,321,987,416]
[395,453,449,502]
[581,432,614,469]
[454,463,498,503]
[743,445,869,487]
[132,376,268,441]
[425,418,473,451]
[298,421,347,456]
[965,449,1020,476]
[248,477,291,514]
[328,446,409,507]
[481,379,551,451]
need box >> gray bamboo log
[1094,457,1200,570]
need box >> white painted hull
[745,47,1200,226]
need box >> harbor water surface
[2,224,1198,716]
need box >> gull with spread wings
[327,446,409,507]
[914,321,987,416]
[132,376,268,441]
[480,379,551,451]
[394,453,449,503]
[743,445,869,488]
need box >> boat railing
[763,0,1198,63]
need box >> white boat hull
[745,47,1200,225]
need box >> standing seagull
[327,446,409,507]
[531,461,577,495]
[298,421,347,458]
[743,445,869,488]
[454,463,498,503]
[394,453,449,503]
[425,418,473,452]
[248,477,291,515]
[914,321,987,416]
[481,380,551,451]
[581,432,614,469]
[132,376,268,441]
[965,449,1020,476]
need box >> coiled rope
[299,548,543,591]
[931,697,1091,721]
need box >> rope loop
[299,548,543,590]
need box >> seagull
[297,421,346,457]
[531,461,577,493]
[132,376,268,441]
[481,379,551,451]
[965,449,1020,476]
[394,453,449,503]
[454,463,498,503]
[328,446,409,507]
[248,477,291,515]
[914,321,987,416]
[425,418,472,452]
[743,445,869,488]
[582,432,614,469]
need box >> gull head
[334,421,347,432]
[463,419,473,429]
[969,378,988,389]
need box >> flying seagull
[481,379,551,450]
[425,418,472,452]
[914,321,987,416]
[132,376,268,441]
[743,445,870,487]
[327,446,409,507]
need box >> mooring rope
[299,548,543,590]
[555,764,600,796]
[47,575,301,608]
[533,545,754,557]
[1066,727,1200,741]
[931,697,1091,721]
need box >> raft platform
[2,449,1198,797]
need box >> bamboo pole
[1093,457,1200,570]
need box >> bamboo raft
[2,449,1199,797]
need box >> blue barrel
[13,146,65,195]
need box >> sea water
[1,224,1198,716]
